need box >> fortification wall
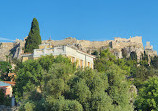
[42,37,77,46]
[114,36,142,44]
[114,37,130,42]
[43,38,112,51]
[43,37,112,53]
[112,41,143,49]
[130,36,142,44]
[76,40,112,49]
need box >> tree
[0,89,11,106]
[68,68,114,111]
[38,55,54,72]
[94,49,130,75]
[25,18,41,53]
[135,77,158,111]
[46,97,83,111]
[106,64,134,111]
[19,101,36,111]
[24,102,35,111]
[0,89,5,105]
[91,50,99,56]
[15,60,44,102]
[15,55,133,110]
[94,49,116,72]
[15,55,75,102]
[69,78,91,110]
[0,61,12,80]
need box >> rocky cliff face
[0,39,25,61]
[110,36,144,60]
[0,36,156,61]
[0,42,14,61]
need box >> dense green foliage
[94,49,158,110]
[91,50,99,56]
[135,77,158,111]
[14,48,158,111]
[15,54,133,111]
[24,18,41,53]
[94,49,130,75]
[0,61,12,80]
[0,89,11,106]
[123,52,158,110]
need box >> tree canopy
[13,45,158,110]
[0,61,12,81]
[135,77,158,111]
[24,18,41,53]
[15,54,134,111]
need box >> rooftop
[2,81,16,86]
[0,81,11,86]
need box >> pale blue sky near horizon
[0,0,158,50]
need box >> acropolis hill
[0,36,157,61]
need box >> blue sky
[0,0,158,50]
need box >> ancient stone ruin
[145,42,157,57]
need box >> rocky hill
[43,36,157,60]
[0,36,157,61]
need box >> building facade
[22,44,95,69]
[0,81,15,97]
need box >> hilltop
[0,36,157,61]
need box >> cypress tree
[24,18,41,53]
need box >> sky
[0,0,158,50]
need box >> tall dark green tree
[25,18,41,53]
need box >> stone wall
[42,37,77,46]
[114,36,142,44]
[43,37,112,53]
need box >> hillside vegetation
[11,49,158,111]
